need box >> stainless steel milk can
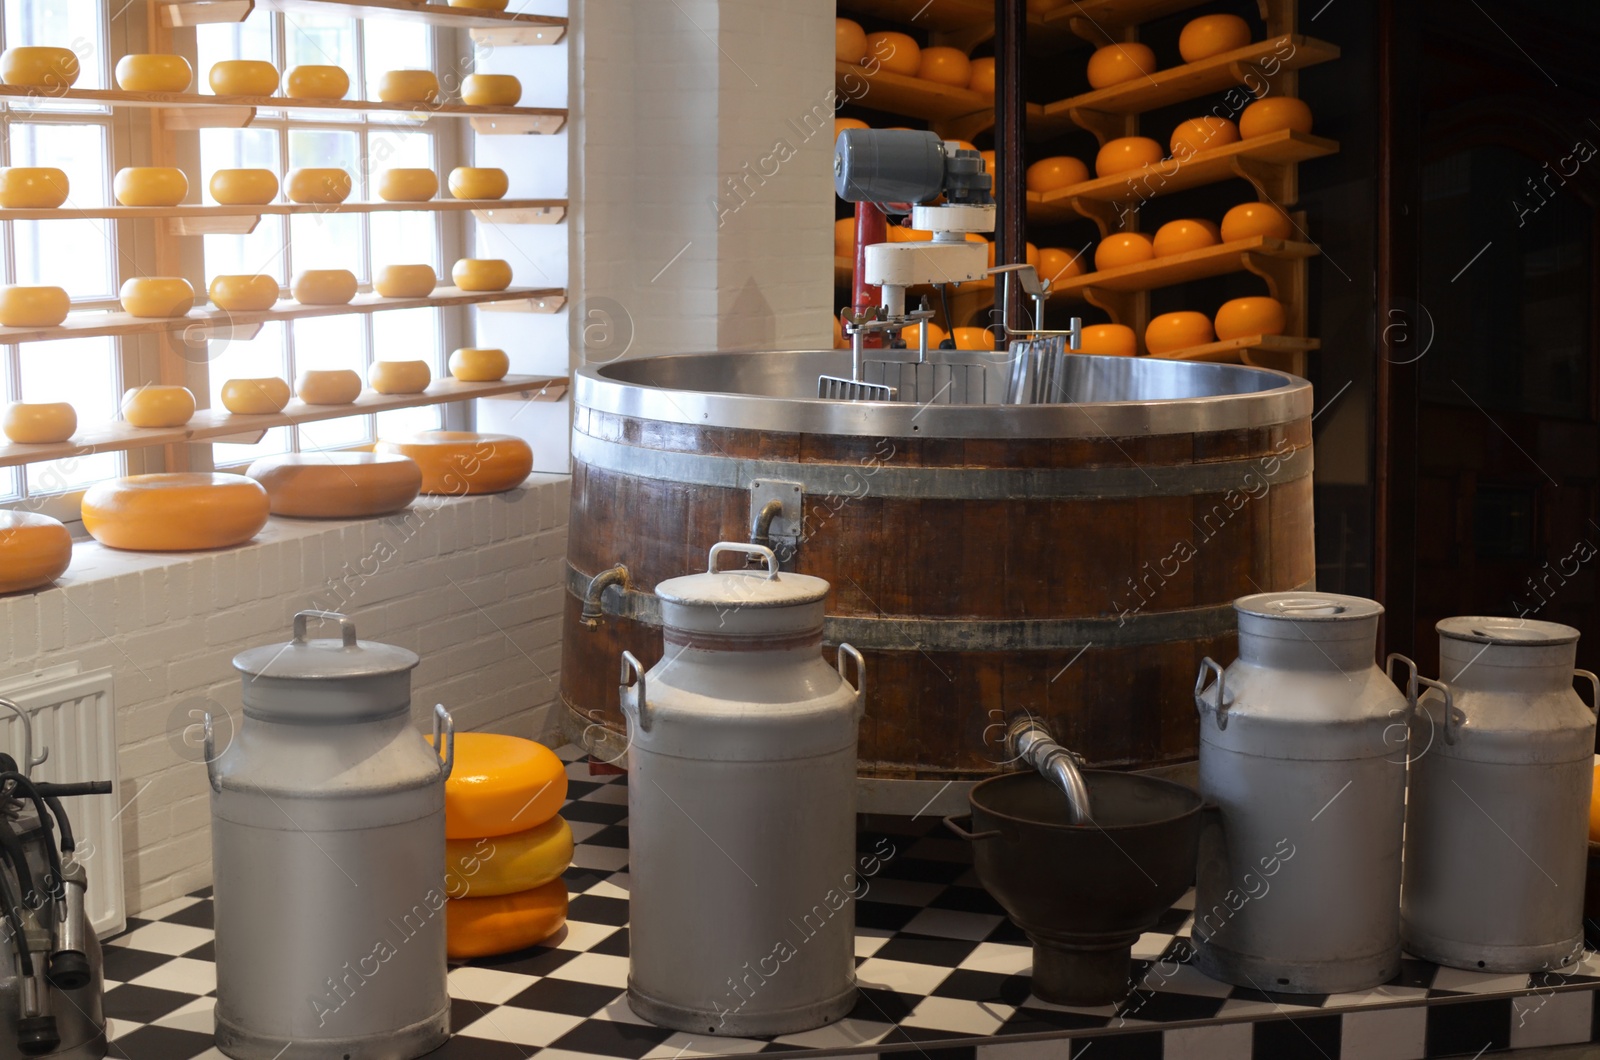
[1193,592,1409,993]
[208,610,454,1060]
[1402,616,1598,971]
[623,543,864,1036]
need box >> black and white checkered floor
[102,745,1600,1059]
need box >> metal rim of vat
[575,349,1313,440]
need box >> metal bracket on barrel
[620,651,651,733]
[1194,657,1230,730]
[749,480,803,570]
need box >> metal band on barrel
[568,563,1314,649]
[572,432,1310,501]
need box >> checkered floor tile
[100,745,1600,1059]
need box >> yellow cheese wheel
[446,167,508,201]
[0,512,71,593]
[1086,42,1155,89]
[1146,311,1216,356]
[451,258,512,292]
[446,816,573,899]
[376,168,438,203]
[209,168,278,206]
[284,65,349,100]
[285,168,352,204]
[1038,247,1085,284]
[446,878,568,959]
[1220,201,1295,243]
[81,473,270,552]
[219,377,291,415]
[449,0,510,9]
[374,264,436,299]
[2,402,76,444]
[1,47,79,90]
[120,277,195,318]
[290,269,357,306]
[1214,296,1287,341]
[114,167,189,208]
[0,168,68,209]
[121,385,196,428]
[369,359,431,395]
[916,47,970,87]
[837,18,868,63]
[1152,219,1221,258]
[968,56,996,94]
[209,60,278,97]
[1095,136,1164,178]
[295,369,363,406]
[1025,156,1089,194]
[448,347,509,382]
[1078,323,1137,357]
[1094,232,1154,271]
[209,274,279,312]
[245,452,422,518]
[115,54,192,93]
[377,69,439,104]
[432,733,567,838]
[0,286,70,328]
[376,431,533,496]
[899,323,947,348]
[1169,116,1239,158]
[461,73,521,107]
[866,32,920,76]
[952,326,995,351]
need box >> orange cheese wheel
[446,816,573,899]
[1025,156,1089,194]
[376,168,438,203]
[209,168,278,206]
[1239,96,1313,139]
[1086,42,1155,89]
[120,277,194,318]
[291,269,357,306]
[446,878,568,959]
[0,286,70,327]
[834,217,854,259]
[1589,763,1600,843]
[1038,247,1085,284]
[448,347,509,382]
[81,473,270,552]
[115,54,192,93]
[220,377,291,415]
[836,18,868,63]
[245,452,422,518]
[1214,296,1287,340]
[835,117,869,141]
[295,369,362,406]
[1146,311,1215,355]
[0,512,71,593]
[208,60,278,97]
[121,385,196,428]
[461,73,520,107]
[377,69,438,103]
[1095,136,1164,177]
[968,57,995,94]
[1152,219,1221,258]
[284,65,349,100]
[952,326,995,351]
[375,431,533,495]
[899,322,948,348]
[369,359,431,395]
[1078,323,1137,357]
[433,732,568,838]
[374,264,437,299]
[1,47,79,90]
[0,168,68,209]
[866,32,920,76]
[917,47,971,87]
[1094,232,1154,271]
[1221,201,1294,242]
[452,258,512,292]
[209,274,279,312]
[1169,116,1239,158]
[3,402,76,444]
[114,167,189,208]
[285,168,352,204]
[447,167,508,200]
[1180,14,1252,62]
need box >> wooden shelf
[1037,0,1213,43]
[1053,236,1317,296]
[159,0,566,37]
[1146,333,1317,374]
[0,199,567,234]
[0,286,565,345]
[1031,35,1341,141]
[835,61,992,140]
[1027,130,1339,231]
[0,375,568,471]
[0,84,566,134]
[838,0,1072,50]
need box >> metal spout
[1006,716,1093,824]
[580,565,631,630]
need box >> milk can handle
[431,704,455,780]
[836,643,866,717]
[1576,669,1599,715]
[708,542,779,580]
[1194,657,1230,729]
[1417,675,1460,745]
[202,712,220,794]
[620,651,650,733]
[293,609,358,648]
[1386,653,1420,711]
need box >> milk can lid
[232,610,420,681]
[654,543,830,610]
[1437,615,1579,646]
[1234,591,1384,622]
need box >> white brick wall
[0,474,570,917]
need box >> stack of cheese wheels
[439,734,573,959]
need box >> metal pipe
[750,500,785,552]
[580,565,632,630]
[1006,715,1093,823]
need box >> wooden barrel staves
[561,350,1314,811]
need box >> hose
[0,775,63,905]
[0,843,33,978]
[0,819,40,913]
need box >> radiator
[0,664,124,938]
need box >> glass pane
[292,313,364,374]
[11,124,112,294]
[214,426,291,468]
[288,213,362,277]
[205,217,288,286]
[200,126,278,175]
[19,337,120,492]
[196,12,276,90]
[284,12,357,119]
[208,320,289,407]
[360,21,432,102]
[376,405,440,436]
[371,306,440,366]
[298,413,369,451]
[370,212,438,276]
[5,0,107,93]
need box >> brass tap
[580,565,631,631]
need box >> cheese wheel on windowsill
[375,431,532,496]
[369,359,430,395]
[245,452,422,518]
[446,816,573,899]
[1,48,79,90]
[451,258,512,292]
[429,732,567,839]
[121,385,196,428]
[446,878,568,959]
[81,473,270,552]
[220,377,291,415]
[295,369,362,406]
[460,74,520,107]
[0,286,70,327]
[448,347,508,382]
[0,512,71,593]
[3,402,76,444]
[291,269,357,306]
